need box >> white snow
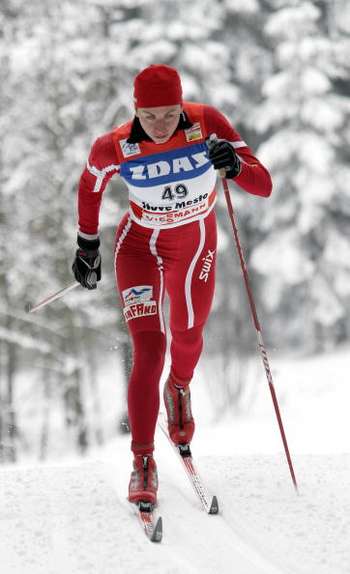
[1,347,350,573]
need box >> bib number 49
[162,184,188,201]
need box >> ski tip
[151,516,163,543]
[209,495,219,515]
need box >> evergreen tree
[1,0,145,459]
[2,0,350,459]
[251,0,350,351]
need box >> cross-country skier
[72,64,272,507]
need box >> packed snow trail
[1,442,350,574]
[0,459,282,574]
[3,343,350,573]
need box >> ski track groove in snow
[0,458,281,574]
[1,451,350,573]
[156,445,284,574]
[200,454,350,574]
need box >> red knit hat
[133,64,183,108]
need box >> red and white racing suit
[77,102,272,454]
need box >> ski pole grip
[208,133,227,178]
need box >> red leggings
[115,211,217,454]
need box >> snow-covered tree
[0,0,147,459]
[251,0,350,351]
[2,0,350,460]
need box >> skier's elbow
[262,173,273,197]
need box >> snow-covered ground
[1,346,350,574]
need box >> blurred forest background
[1,0,350,463]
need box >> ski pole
[221,176,298,492]
[25,282,80,314]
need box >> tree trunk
[5,332,17,463]
[86,340,104,446]
[39,359,52,461]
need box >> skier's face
[136,105,182,143]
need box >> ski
[158,414,219,515]
[133,501,163,542]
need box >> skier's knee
[132,330,166,368]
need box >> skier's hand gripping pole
[26,235,102,313]
[207,134,298,492]
[206,133,241,179]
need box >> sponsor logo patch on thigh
[122,285,157,321]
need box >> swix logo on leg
[199,249,215,283]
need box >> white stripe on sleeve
[87,160,120,193]
[231,140,247,149]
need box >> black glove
[72,235,101,290]
[207,136,241,178]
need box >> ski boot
[128,454,158,506]
[163,372,195,445]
